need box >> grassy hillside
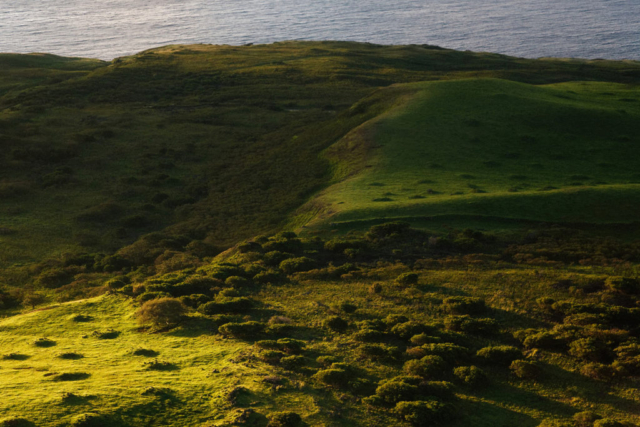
[1,42,640,280]
[301,79,640,232]
[2,227,640,426]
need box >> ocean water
[0,0,638,60]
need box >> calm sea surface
[0,0,638,60]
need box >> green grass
[302,78,640,232]
[1,42,639,279]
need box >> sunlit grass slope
[304,78,640,231]
[0,294,319,426]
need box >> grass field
[301,79,640,233]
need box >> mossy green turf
[304,78,640,232]
[0,294,311,426]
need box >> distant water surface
[0,0,638,60]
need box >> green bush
[359,343,402,362]
[509,360,542,380]
[391,321,435,340]
[281,355,306,370]
[580,362,617,380]
[253,269,286,285]
[137,291,172,303]
[178,293,210,308]
[218,321,266,339]
[443,296,486,315]
[522,331,564,351]
[136,297,186,327]
[410,333,441,346]
[375,378,419,405]
[0,417,34,427]
[33,337,56,347]
[279,257,316,274]
[403,355,447,378]
[267,411,303,427]
[197,297,254,315]
[260,350,285,364]
[395,400,456,426]
[69,413,106,427]
[354,329,386,342]
[569,338,611,363]
[476,346,522,366]
[444,315,498,334]
[340,301,358,313]
[324,316,349,333]
[396,273,419,287]
[225,276,250,289]
[594,420,624,427]
[605,276,639,294]
[263,251,294,267]
[423,343,471,365]
[573,411,602,427]
[385,314,410,327]
[314,368,353,388]
[453,365,488,387]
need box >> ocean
[0,0,638,60]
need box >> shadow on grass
[2,353,30,361]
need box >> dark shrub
[418,381,456,400]
[52,372,91,381]
[580,362,617,380]
[179,294,210,308]
[443,296,486,315]
[277,338,306,354]
[423,343,471,364]
[92,329,121,339]
[263,251,294,267]
[359,344,402,362]
[444,315,498,334]
[569,338,611,363]
[225,276,250,289]
[69,413,106,427]
[340,301,358,313]
[253,269,286,285]
[58,352,83,360]
[354,329,386,342]
[238,242,263,254]
[573,411,602,427]
[198,297,254,315]
[395,400,456,426]
[593,420,624,427]
[509,360,542,380]
[136,298,186,327]
[219,321,266,339]
[369,283,383,294]
[171,276,219,296]
[280,257,316,274]
[267,411,302,427]
[385,314,410,327]
[324,316,349,333]
[453,365,488,387]
[391,321,435,340]
[476,346,522,366]
[281,355,306,370]
[133,348,159,357]
[366,222,410,240]
[410,333,441,346]
[137,291,172,303]
[314,368,353,388]
[33,338,56,347]
[35,268,72,289]
[260,350,286,364]
[0,417,34,427]
[263,238,303,254]
[403,355,447,379]
[395,273,419,287]
[605,277,640,294]
[316,356,339,367]
[522,331,564,351]
[375,379,419,404]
